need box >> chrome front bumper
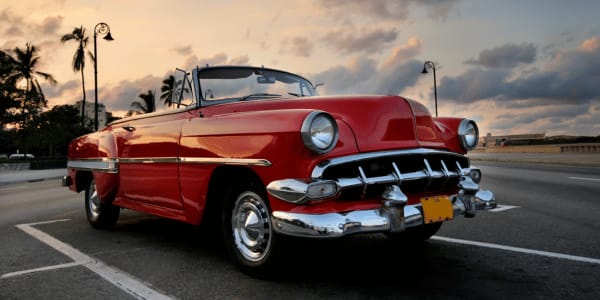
[271,188,496,238]
[267,149,496,238]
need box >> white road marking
[568,176,600,182]
[489,205,520,212]
[1,262,83,279]
[432,236,600,265]
[6,219,173,300]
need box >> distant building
[75,100,107,128]
[482,132,546,147]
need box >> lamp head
[103,32,114,41]
[421,66,428,74]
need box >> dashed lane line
[489,205,520,212]
[568,176,600,182]
[432,236,600,265]
[1,262,84,279]
[4,219,173,300]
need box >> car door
[115,116,184,210]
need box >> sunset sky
[2,0,599,136]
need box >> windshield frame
[190,66,318,108]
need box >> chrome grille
[312,148,470,199]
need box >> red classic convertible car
[63,65,496,276]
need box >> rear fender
[67,129,119,202]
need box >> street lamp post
[421,61,438,117]
[93,22,114,131]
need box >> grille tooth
[392,162,403,184]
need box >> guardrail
[477,143,600,153]
[0,162,31,171]
[560,144,600,153]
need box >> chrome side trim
[311,148,467,178]
[119,157,179,164]
[67,156,271,173]
[67,158,118,173]
[180,157,272,167]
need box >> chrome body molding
[67,158,118,173]
[271,189,496,238]
[67,156,272,173]
[179,157,272,166]
[119,157,178,164]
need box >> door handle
[122,125,136,132]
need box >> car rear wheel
[222,188,279,277]
[385,222,443,242]
[85,178,120,229]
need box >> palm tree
[127,90,156,116]
[7,42,57,155]
[8,43,57,121]
[61,26,89,127]
[0,50,20,127]
[160,75,175,107]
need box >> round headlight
[301,111,338,154]
[458,119,479,151]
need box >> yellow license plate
[421,195,453,224]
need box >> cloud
[422,0,462,21]
[280,36,314,57]
[312,57,379,94]
[183,52,228,69]
[311,39,423,95]
[316,0,460,22]
[317,0,408,20]
[437,36,600,136]
[38,16,63,35]
[0,8,62,60]
[381,37,422,69]
[183,52,253,69]
[465,43,537,69]
[0,9,24,38]
[4,25,23,36]
[580,36,600,52]
[41,79,80,99]
[322,27,398,54]
[229,55,250,65]
[441,36,600,104]
[171,45,193,56]
[439,68,510,102]
[99,75,163,112]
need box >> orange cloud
[580,37,599,52]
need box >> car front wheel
[85,178,120,229]
[223,189,279,277]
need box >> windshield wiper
[239,93,281,101]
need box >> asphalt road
[1,162,599,299]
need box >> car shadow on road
[100,212,547,299]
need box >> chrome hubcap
[232,192,272,262]
[88,181,100,218]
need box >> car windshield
[197,67,317,103]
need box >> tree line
[1,25,176,159]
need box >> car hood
[204,95,448,152]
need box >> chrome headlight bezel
[458,119,479,151]
[301,111,339,154]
